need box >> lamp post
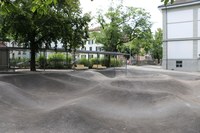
[65,45,69,69]
[165,6,168,70]
[72,25,77,69]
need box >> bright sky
[80,0,163,32]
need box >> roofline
[158,0,200,9]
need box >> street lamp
[165,6,168,70]
[65,44,69,69]
[72,25,77,69]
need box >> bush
[36,55,47,69]
[110,58,123,67]
[90,58,100,65]
[48,53,65,69]
[90,57,123,67]
[65,55,72,69]
[100,58,108,66]
[77,58,89,66]
[10,57,30,68]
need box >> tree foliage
[0,0,90,71]
[92,5,152,52]
[161,0,175,5]
[150,28,163,63]
[120,29,153,60]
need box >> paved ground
[0,66,200,133]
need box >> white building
[6,42,30,60]
[77,39,104,59]
[159,0,200,71]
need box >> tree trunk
[30,43,36,71]
[109,55,111,67]
[158,58,160,64]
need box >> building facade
[77,39,104,59]
[6,42,30,60]
[159,0,200,71]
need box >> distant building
[6,42,30,60]
[159,0,200,71]
[77,39,104,59]
[77,27,104,59]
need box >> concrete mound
[0,69,200,133]
[110,78,191,95]
[0,81,38,108]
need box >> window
[81,47,86,50]
[176,61,182,68]
[81,55,86,58]
[18,51,21,55]
[87,40,90,45]
[96,47,101,51]
[88,40,93,45]
[89,55,93,58]
[89,47,92,51]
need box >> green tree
[119,28,153,64]
[151,28,163,64]
[0,0,90,71]
[91,5,151,66]
[93,5,152,52]
[161,0,175,5]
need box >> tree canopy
[0,0,90,71]
[92,5,152,53]
[150,28,163,63]
[0,0,176,13]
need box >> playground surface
[0,66,200,133]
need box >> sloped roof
[89,27,101,32]
[158,0,200,9]
[0,42,6,47]
[175,0,196,4]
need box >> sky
[79,0,163,32]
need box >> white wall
[168,22,193,38]
[168,41,193,59]
[198,8,200,37]
[167,9,193,23]
[198,21,200,37]
[198,41,200,58]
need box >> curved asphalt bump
[0,69,200,133]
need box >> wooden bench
[75,64,88,70]
[92,64,107,69]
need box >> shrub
[65,55,72,69]
[111,58,123,67]
[10,57,30,68]
[100,58,108,66]
[36,55,47,69]
[77,58,89,66]
[90,58,100,65]
[48,53,65,69]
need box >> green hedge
[76,57,123,68]
[10,57,30,68]
[36,55,47,69]
[47,53,72,69]
[77,58,89,66]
